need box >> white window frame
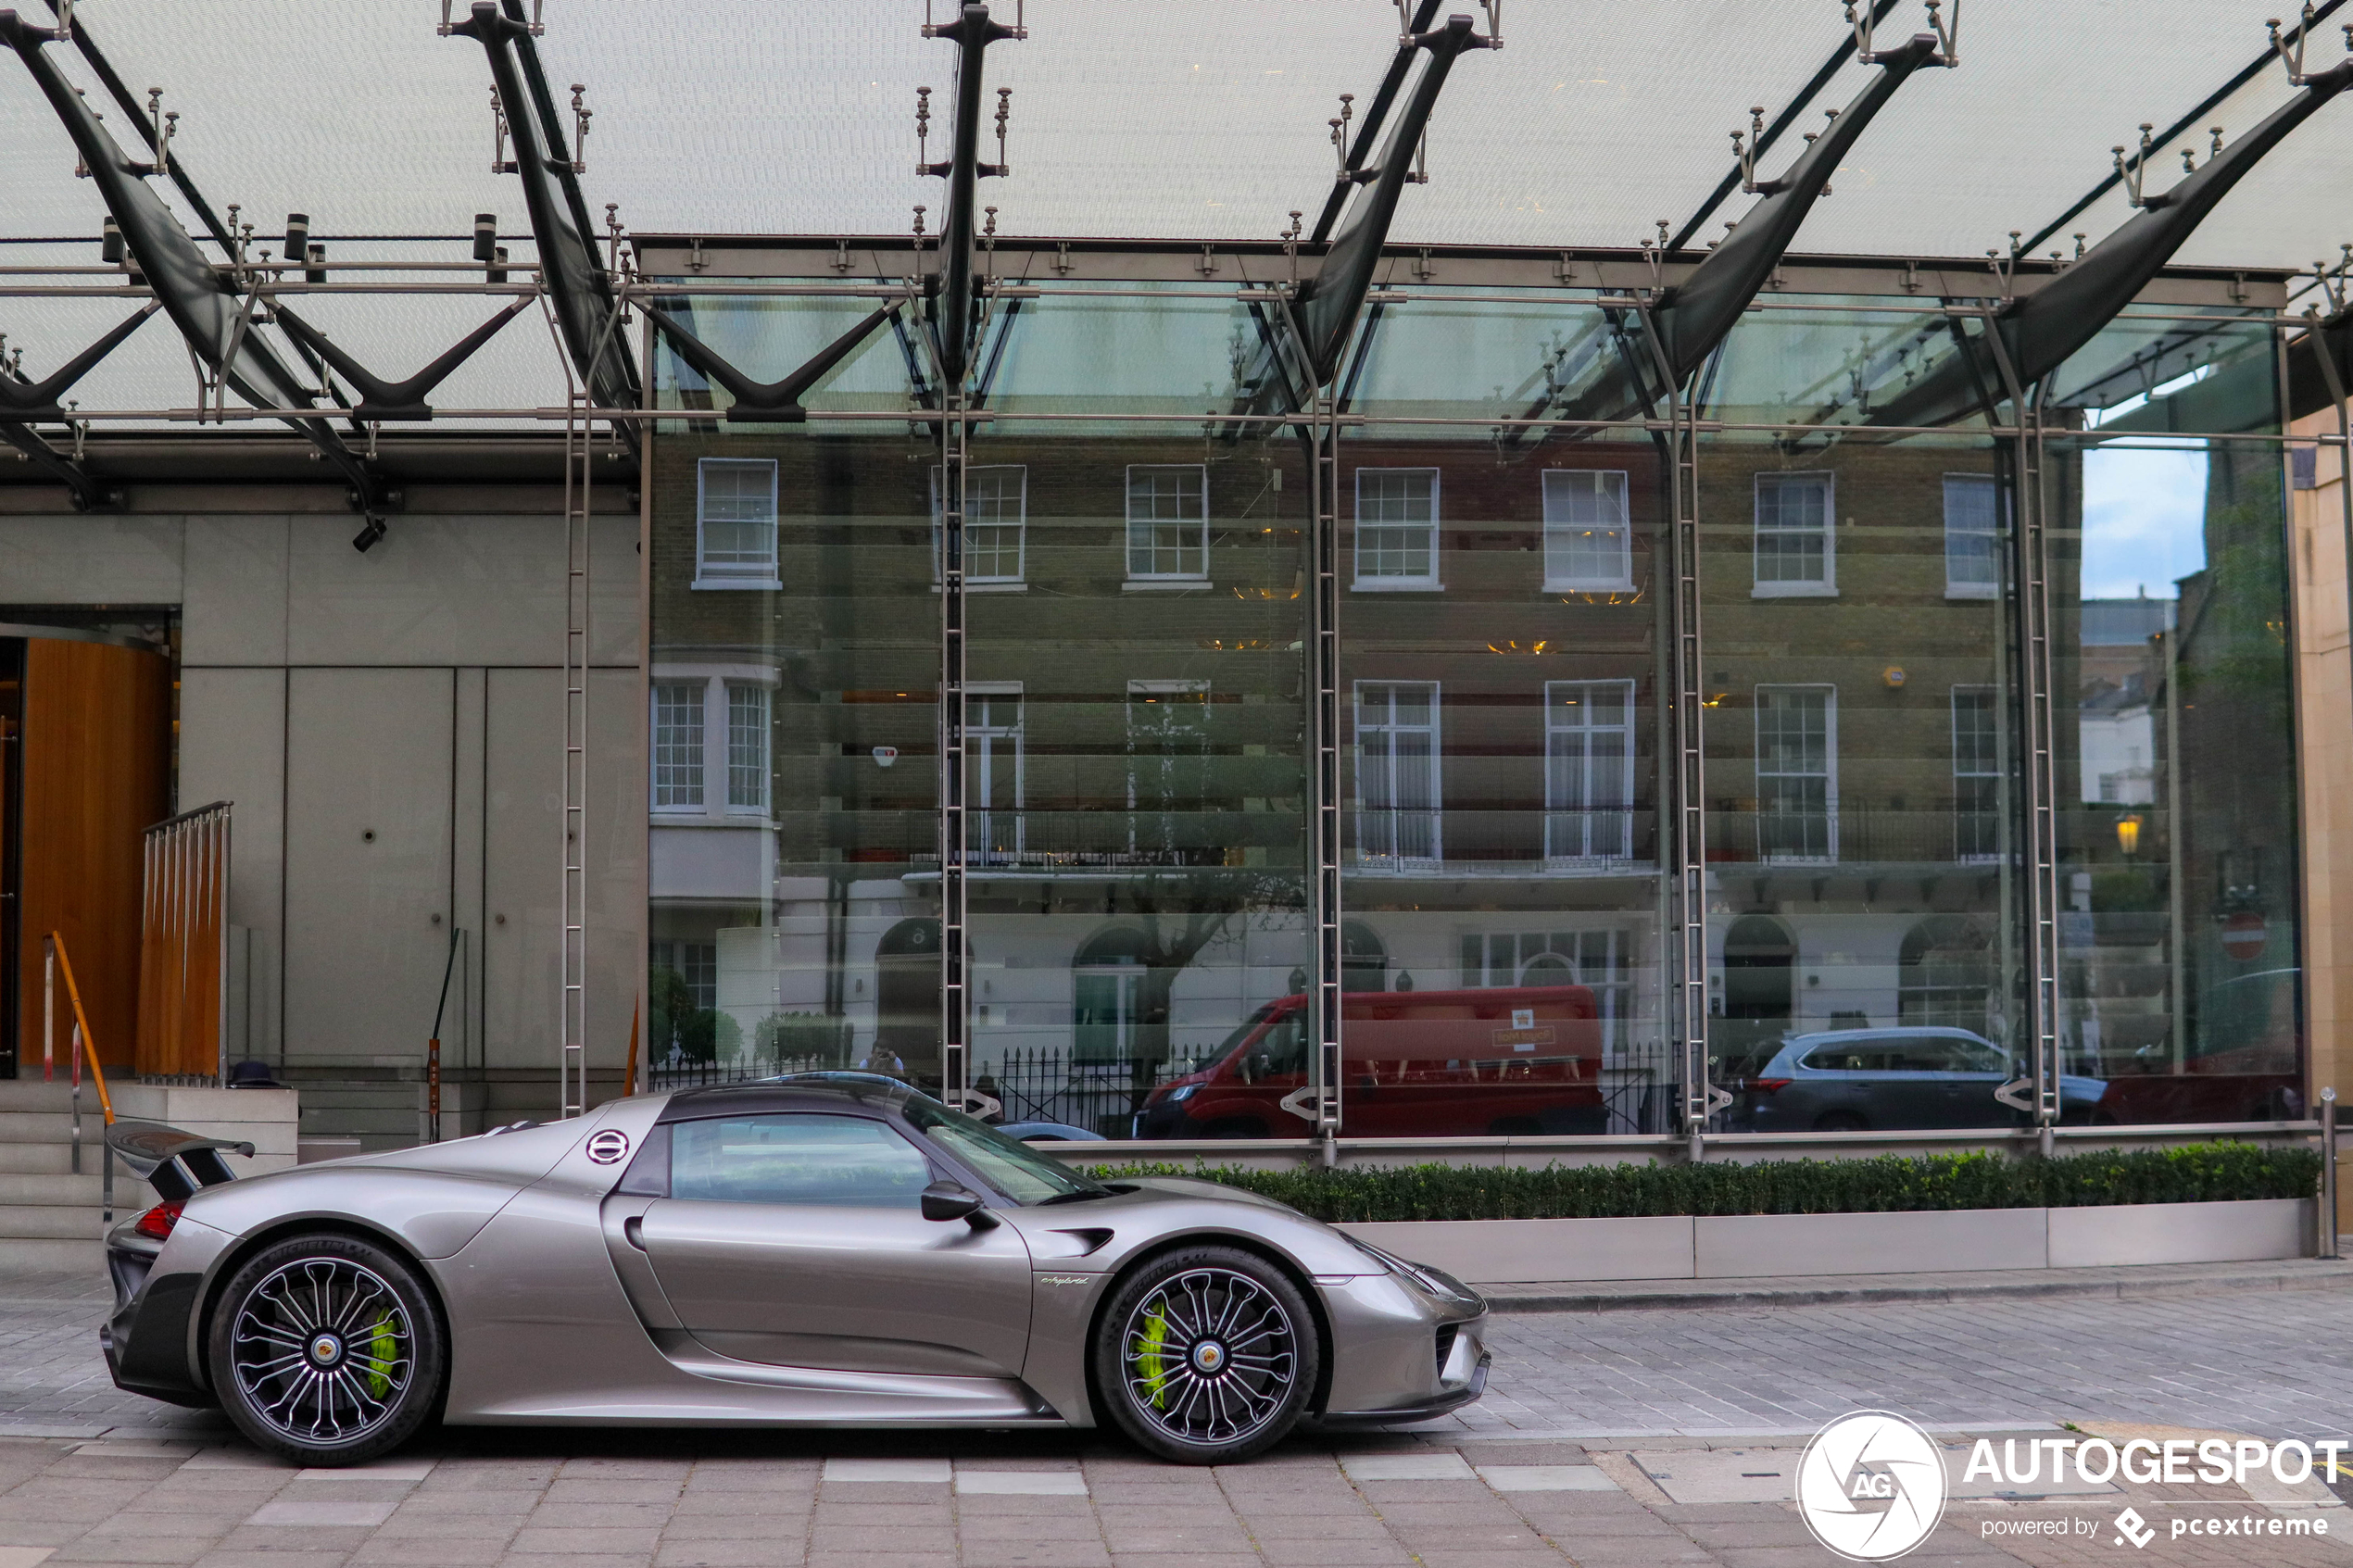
[649,668,781,824]
[1943,473,2001,600]
[1751,470,1836,597]
[968,682,1025,865]
[1352,468,1442,590]
[1541,470,1633,591]
[1124,464,1210,583]
[1544,679,1636,862]
[1950,684,2002,864]
[724,681,772,814]
[692,458,781,590]
[930,464,1028,588]
[651,682,707,811]
[1754,684,1838,863]
[1353,680,1442,864]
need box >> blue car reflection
[1736,1026,2107,1132]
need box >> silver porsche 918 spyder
[101,1075,1490,1466]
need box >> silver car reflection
[101,1076,1488,1467]
[1736,1026,2107,1131]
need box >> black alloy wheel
[208,1232,446,1465]
[1093,1245,1319,1464]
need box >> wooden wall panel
[18,640,171,1070]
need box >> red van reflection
[1132,985,1604,1139]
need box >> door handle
[623,1215,646,1251]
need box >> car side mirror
[921,1180,995,1228]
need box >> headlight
[1349,1237,1476,1303]
[1167,1082,1200,1103]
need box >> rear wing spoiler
[105,1120,253,1201]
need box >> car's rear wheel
[208,1232,445,1466]
[1093,1246,1318,1464]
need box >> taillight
[1747,1078,1792,1095]
[133,1201,183,1241]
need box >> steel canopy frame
[0,9,393,536]
[447,0,641,431]
[1871,52,2353,432]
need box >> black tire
[207,1231,446,1466]
[1201,1118,1268,1140]
[1813,1110,1868,1133]
[1093,1245,1319,1464]
[1488,1116,1544,1136]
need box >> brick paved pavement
[0,1268,2347,1565]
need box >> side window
[669,1114,934,1207]
[1256,1011,1308,1076]
[1801,1046,1887,1073]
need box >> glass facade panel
[644,280,2301,1137]
[2046,311,2302,1124]
[962,414,1309,1138]
[1703,415,2020,1128]
[649,292,942,1085]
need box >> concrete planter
[1339,1198,2314,1285]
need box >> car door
[1931,1033,2013,1127]
[635,1111,1035,1378]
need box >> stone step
[0,1080,126,1113]
[0,1145,85,1174]
[0,1112,100,1144]
[0,1238,105,1272]
[0,1205,122,1241]
[0,1173,120,1207]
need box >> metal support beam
[921,3,1018,390]
[1977,328,2063,1148]
[1637,310,1726,1148]
[0,11,390,534]
[2017,0,2349,257]
[558,389,592,1118]
[1652,33,1945,388]
[1307,0,1443,245]
[1876,54,2353,431]
[640,304,896,423]
[938,389,973,1112]
[449,1,640,427]
[1667,0,1903,252]
[270,298,533,422]
[1306,395,1344,1157]
[1290,13,1492,388]
[0,422,112,510]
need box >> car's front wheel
[1093,1245,1319,1464]
[207,1232,445,1466]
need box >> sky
[2080,445,2209,600]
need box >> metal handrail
[45,932,120,1228]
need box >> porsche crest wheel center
[1191,1341,1227,1374]
[308,1334,344,1368]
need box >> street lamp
[2116,813,2143,857]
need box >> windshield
[901,1098,1109,1205]
[1203,1002,1280,1067]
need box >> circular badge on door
[585,1129,631,1165]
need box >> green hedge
[1087,1143,2319,1223]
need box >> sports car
[100,1074,1490,1466]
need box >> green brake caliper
[1138,1300,1174,1409]
[361,1313,397,1400]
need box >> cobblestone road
[0,1269,2347,1565]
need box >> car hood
[1000,1173,1374,1277]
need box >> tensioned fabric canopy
[4,0,2345,268]
[1,0,2344,424]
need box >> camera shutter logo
[1795,1411,1948,1562]
[585,1130,632,1165]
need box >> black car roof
[652,1075,923,1123]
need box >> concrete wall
[0,498,643,1118]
